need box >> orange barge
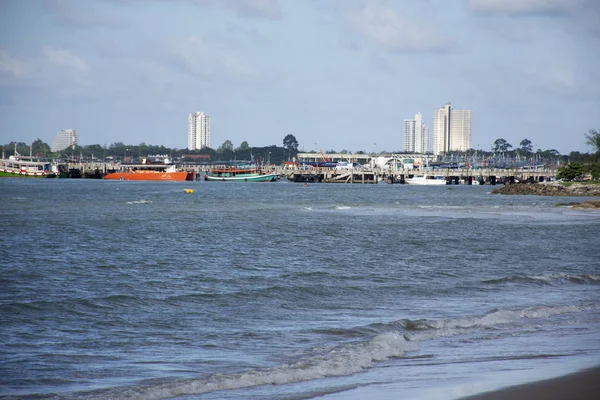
[104,155,196,181]
[104,169,195,181]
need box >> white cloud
[221,0,281,19]
[528,66,599,99]
[45,0,128,28]
[468,0,600,50]
[532,68,576,92]
[347,4,450,53]
[163,36,253,79]
[43,47,89,72]
[469,0,578,14]
[468,0,600,23]
[177,0,281,19]
[0,51,29,78]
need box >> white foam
[126,200,153,205]
[405,304,597,342]
[87,333,415,400]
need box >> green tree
[518,139,532,159]
[283,134,299,151]
[493,138,512,153]
[238,141,250,150]
[590,164,600,180]
[519,139,533,153]
[557,163,584,181]
[31,139,51,157]
[218,140,233,152]
[585,129,600,153]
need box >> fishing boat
[405,174,447,185]
[204,165,278,182]
[104,155,195,181]
[0,156,57,178]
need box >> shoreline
[459,366,600,400]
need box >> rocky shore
[491,182,600,197]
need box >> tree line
[0,134,302,165]
[2,131,598,175]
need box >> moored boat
[405,174,447,185]
[0,156,57,178]
[104,155,195,181]
[204,165,278,182]
[104,165,195,181]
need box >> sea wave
[54,303,599,399]
[63,333,414,400]
[483,273,600,286]
[126,200,153,205]
[313,303,598,343]
[400,304,598,342]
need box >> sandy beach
[460,367,600,400]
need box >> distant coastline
[491,182,600,197]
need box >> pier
[59,161,557,184]
[278,167,557,185]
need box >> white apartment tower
[403,120,415,152]
[433,103,472,155]
[404,112,430,153]
[51,129,79,152]
[188,112,210,150]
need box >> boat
[0,156,57,178]
[104,165,195,181]
[104,155,196,181]
[204,165,278,182]
[405,174,447,185]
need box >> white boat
[405,175,447,185]
[0,155,56,178]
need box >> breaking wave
[483,273,600,286]
[126,199,153,205]
[68,333,414,400]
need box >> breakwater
[492,182,600,196]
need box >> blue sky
[1,0,598,154]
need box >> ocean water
[1,179,599,400]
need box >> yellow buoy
[184,189,194,193]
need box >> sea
[1,178,599,400]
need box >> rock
[491,182,600,197]
[571,200,600,209]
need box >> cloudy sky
[1,0,598,154]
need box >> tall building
[433,102,471,155]
[403,120,415,152]
[188,112,210,150]
[404,112,430,153]
[51,129,79,152]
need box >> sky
[0,0,599,154]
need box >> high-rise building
[433,103,471,155]
[404,112,430,153]
[188,112,210,150]
[403,120,415,152]
[51,129,79,152]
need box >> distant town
[1,104,598,169]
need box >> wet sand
[460,367,600,400]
